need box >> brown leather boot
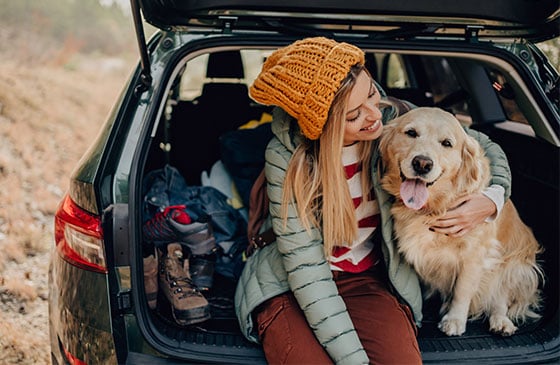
[143,253,158,310]
[158,243,210,325]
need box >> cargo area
[132,45,559,364]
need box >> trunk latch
[219,16,238,34]
[466,25,484,43]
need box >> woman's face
[343,71,383,146]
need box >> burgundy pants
[255,267,422,364]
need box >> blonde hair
[282,64,375,257]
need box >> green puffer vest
[234,106,511,364]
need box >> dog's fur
[379,107,543,336]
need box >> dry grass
[0,59,130,258]
[0,58,133,364]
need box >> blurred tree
[0,0,136,57]
[537,38,560,72]
[0,0,557,72]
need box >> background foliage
[0,0,136,65]
[0,2,136,363]
[0,0,557,70]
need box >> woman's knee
[256,293,333,364]
[338,274,422,364]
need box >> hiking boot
[189,252,217,291]
[143,205,192,245]
[180,218,217,290]
[142,204,217,255]
[158,243,210,326]
[179,218,217,256]
[143,252,158,310]
[145,205,217,289]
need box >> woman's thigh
[256,293,333,365]
[336,270,422,365]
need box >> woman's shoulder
[265,115,297,171]
[268,107,305,152]
[266,136,291,163]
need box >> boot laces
[169,276,199,298]
[166,249,200,298]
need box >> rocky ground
[0,59,132,364]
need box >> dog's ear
[455,134,487,192]
[378,122,403,196]
[379,122,396,160]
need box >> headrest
[206,51,244,79]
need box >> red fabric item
[163,205,192,224]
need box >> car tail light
[54,195,107,273]
[62,344,88,365]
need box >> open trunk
[122,1,559,363]
[126,35,559,363]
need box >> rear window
[487,68,530,125]
[179,50,271,101]
[177,48,538,131]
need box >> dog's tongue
[400,179,429,210]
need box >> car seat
[170,50,255,185]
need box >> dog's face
[379,107,487,211]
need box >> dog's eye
[405,129,418,138]
[441,139,453,148]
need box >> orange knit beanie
[249,37,365,140]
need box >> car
[48,0,560,364]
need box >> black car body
[49,1,560,364]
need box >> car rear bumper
[48,249,118,364]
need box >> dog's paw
[489,315,517,336]
[438,314,467,336]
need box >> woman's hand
[430,193,497,237]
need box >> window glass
[385,54,409,88]
[242,49,273,85]
[487,69,529,124]
[421,57,470,121]
[179,54,208,100]
[178,50,271,101]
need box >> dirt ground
[0,59,133,364]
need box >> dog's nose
[412,155,433,175]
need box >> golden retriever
[379,107,543,336]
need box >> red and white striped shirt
[329,144,380,273]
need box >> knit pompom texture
[249,37,365,140]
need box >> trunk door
[137,0,559,41]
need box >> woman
[234,37,510,364]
